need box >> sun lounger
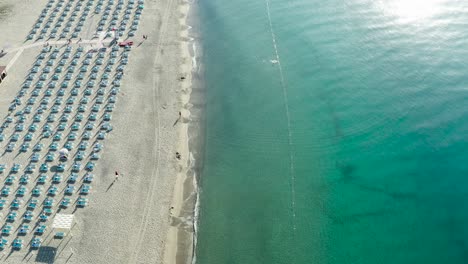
[19,175,29,184]
[25,164,36,173]
[24,211,34,221]
[31,238,41,249]
[52,173,63,182]
[7,212,17,222]
[2,225,11,236]
[77,197,88,207]
[12,239,22,250]
[17,187,27,196]
[32,186,42,196]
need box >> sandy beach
[0,0,196,262]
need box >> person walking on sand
[115,171,119,181]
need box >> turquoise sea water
[195,0,468,263]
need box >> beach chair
[92,105,101,112]
[58,123,66,131]
[36,224,47,236]
[31,238,42,249]
[94,143,103,152]
[85,162,95,172]
[18,225,30,236]
[31,90,40,97]
[65,184,75,195]
[28,199,38,209]
[34,143,44,152]
[37,175,47,185]
[55,232,65,239]
[80,97,89,105]
[67,173,78,183]
[53,174,62,183]
[101,122,112,131]
[12,239,23,250]
[71,123,80,131]
[78,142,88,151]
[43,208,54,215]
[24,106,32,113]
[48,186,58,196]
[77,196,88,207]
[72,162,81,172]
[91,152,101,160]
[84,88,92,96]
[97,132,106,140]
[57,89,65,96]
[95,96,104,105]
[45,89,53,96]
[23,81,32,88]
[19,175,29,184]
[0,238,8,249]
[11,164,20,173]
[7,212,17,222]
[25,133,34,141]
[15,124,24,132]
[40,163,48,172]
[17,115,26,123]
[17,187,27,196]
[6,143,15,152]
[0,164,5,173]
[32,186,42,197]
[28,124,38,132]
[38,213,48,221]
[11,133,19,141]
[84,174,94,183]
[44,198,54,208]
[53,132,62,141]
[55,98,63,106]
[20,143,29,152]
[99,80,109,87]
[89,113,97,121]
[83,132,91,140]
[24,211,34,222]
[2,225,12,236]
[25,165,36,174]
[65,105,73,113]
[5,176,15,185]
[55,66,63,73]
[43,66,51,73]
[2,186,10,196]
[68,132,77,141]
[97,88,105,95]
[10,199,21,210]
[50,142,58,151]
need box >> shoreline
[163,0,199,263]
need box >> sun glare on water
[380,0,446,22]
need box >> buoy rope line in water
[265,0,297,246]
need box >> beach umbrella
[59,148,69,158]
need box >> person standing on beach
[115,171,119,181]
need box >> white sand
[0,0,196,262]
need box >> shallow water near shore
[195,0,468,263]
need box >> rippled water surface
[196,0,468,263]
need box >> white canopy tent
[59,148,69,160]
[52,214,75,234]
